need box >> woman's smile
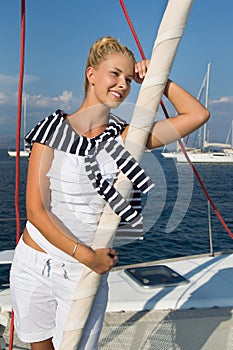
[109,89,123,99]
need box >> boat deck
[2,307,233,349]
[107,251,233,312]
[1,251,233,349]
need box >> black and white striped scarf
[25,110,154,240]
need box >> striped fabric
[85,137,154,228]
[25,110,154,242]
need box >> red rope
[119,0,146,60]
[178,141,233,238]
[118,0,170,119]
[118,0,233,239]
[9,1,26,349]
[15,0,26,245]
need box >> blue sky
[0,0,233,147]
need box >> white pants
[10,237,108,349]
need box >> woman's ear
[86,66,95,86]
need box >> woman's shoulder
[121,124,129,141]
[25,109,67,146]
[109,113,128,125]
[109,113,128,135]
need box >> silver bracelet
[72,241,79,258]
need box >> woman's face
[87,54,135,108]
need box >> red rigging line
[15,0,26,245]
[178,141,233,239]
[118,0,170,119]
[10,2,26,349]
[119,0,146,60]
[118,0,233,239]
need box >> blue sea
[1,148,233,288]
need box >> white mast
[202,62,211,151]
[23,94,27,152]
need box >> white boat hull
[177,151,233,163]
[8,150,29,157]
[161,151,179,158]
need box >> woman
[10,36,209,350]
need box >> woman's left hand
[134,59,150,84]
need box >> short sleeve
[25,109,67,146]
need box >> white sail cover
[60,0,194,348]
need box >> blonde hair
[84,36,135,96]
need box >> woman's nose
[118,76,127,89]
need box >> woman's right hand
[76,245,118,275]
[134,59,150,84]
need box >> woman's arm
[146,79,210,149]
[133,60,210,149]
[26,142,118,274]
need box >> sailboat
[8,145,30,158]
[162,63,233,163]
[161,63,209,159]
[8,95,30,158]
[177,124,233,163]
